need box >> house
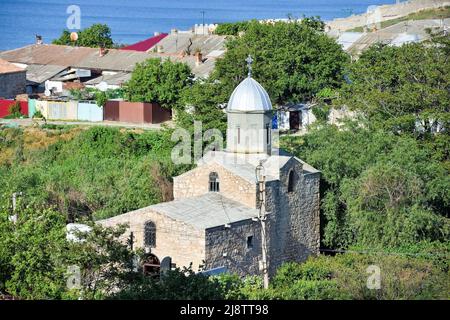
[121,32,169,52]
[0,58,26,99]
[99,61,320,277]
[0,41,223,94]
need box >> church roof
[149,193,259,229]
[197,150,319,184]
[227,77,272,112]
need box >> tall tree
[53,24,114,48]
[123,58,194,109]
[337,43,450,135]
[213,19,349,106]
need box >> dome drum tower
[226,55,273,155]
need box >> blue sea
[0,0,394,51]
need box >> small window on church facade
[209,172,220,192]
[266,123,270,145]
[237,127,241,144]
[288,170,295,193]
[144,221,156,248]
[247,235,254,249]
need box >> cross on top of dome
[227,55,272,112]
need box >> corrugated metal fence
[0,100,28,118]
[47,101,78,120]
[104,101,171,124]
[34,100,103,121]
[78,101,103,122]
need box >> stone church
[100,64,320,277]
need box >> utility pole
[256,161,269,289]
[201,10,205,35]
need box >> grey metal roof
[84,72,131,86]
[227,77,272,112]
[0,44,218,79]
[149,193,259,229]
[149,34,227,56]
[196,150,319,183]
[25,64,67,84]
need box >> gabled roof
[151,34,227,56]
[121,33,168,52]
[0,44,218,78]
[0,58,25,74]
[84,72,131,86]
[99,192,260,230]
[149,193,259,229]
[194,150,319,184]
[25,64,68,84]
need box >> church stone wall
[265,159,320,275]
[204,219,262,277]
[173,163,257,208]
[99,207,206,271]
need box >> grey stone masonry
[0,71,26,99]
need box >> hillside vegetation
[1,18,448,300]
[0,125,188,220]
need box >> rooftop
[0,58,25,74]
[150,34,227,56]
[0,44,218,79]
[24,64,67,84]
[227,77,272,112]
[121,33,168,52]
[149,193,259,229]
[194,150,319,184]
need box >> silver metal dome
[227,77,272,112]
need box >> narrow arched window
[209,172,220,192]
[288,170,295,193]
[144,221,156,248]
[237,126,241,144]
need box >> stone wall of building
[204,219,262,276]
[0,71,26,99]
[173,163,257,208]
[99,207,206,271]
[265,158,320,275]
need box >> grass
[347,6,450,32]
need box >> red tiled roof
[121,33,168,52]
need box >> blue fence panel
[28,99,36,118]
[78,101,103,122]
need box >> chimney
[154,31,161,36]
[195,51,203,66]
[35,35,43,45]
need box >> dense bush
[282,123,449,248]
[0,126,189,220]
[227,251,449,300]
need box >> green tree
[123,58,194,109]
[0,194,137,299]
[177,79,228,134]
[53,24,114,48]
[281,122,450,248]
[214,21,252,36]
[213,19,349,106]
[338,43,450,135]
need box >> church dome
[227,77,272,112]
